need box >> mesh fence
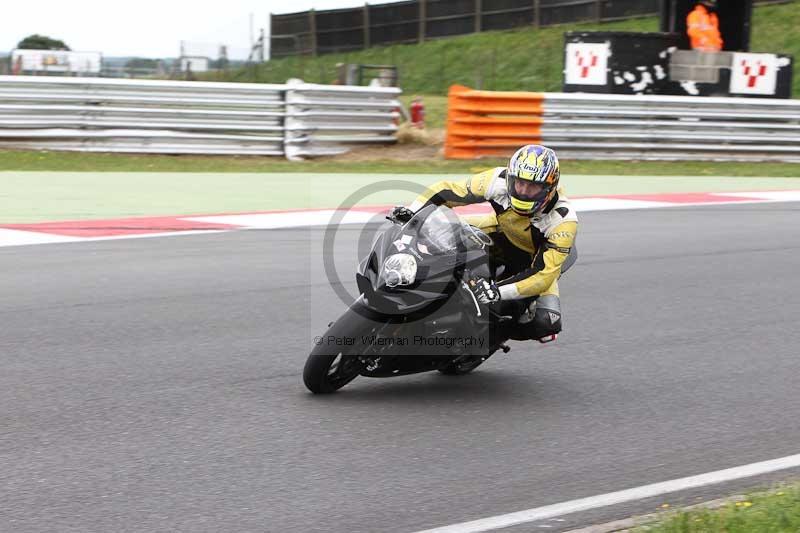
[369,2,419,45]
[271,0,777,58]
[271,0,663,58]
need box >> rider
[392,144,578,343]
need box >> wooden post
[363,3,370,49]
[309,9,317,57]
[475,0,482,33]
[419,0,427,44]
[533,0,540,29]
[595,0,602,22]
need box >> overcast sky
[2,0,406,59]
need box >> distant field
[211,1,800,98]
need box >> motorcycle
[304,204,526,394]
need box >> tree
[16,34,70,51]
[209,57,230,70]
[125,57,159,70]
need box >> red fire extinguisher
[409,96,425,129]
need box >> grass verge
[3,170,800,223]
[2,150,800,176]
[399,94,448,129]
[636,483,800,532]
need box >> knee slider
[532,295,562,337]
[533,307,561,337]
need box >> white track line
[0,228,78,246]
[4,192,800,249]
[413,453,800,533]
[714,190,800,201]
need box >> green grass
[216,1,800,98]
[637,483,800,533]
[2,150,800,176]
[399,94,448,129]
[3,169,800,223]
[217,17,658,94]
[0,149,477,173]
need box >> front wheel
[303,352,362,394]
[304,298,389,394]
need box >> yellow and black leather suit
[410,167,578,303]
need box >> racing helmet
[506,144,560,215]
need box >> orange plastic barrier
[445,84,546,160]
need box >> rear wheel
[438,357,486,375]
[303,352,363,394]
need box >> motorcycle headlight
[382,253,417,288]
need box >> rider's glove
[469,278,501,305]
[388,205,414,223]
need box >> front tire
[304,297,388,394]
[303,352,362,394]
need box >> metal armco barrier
[445,84,800,162]
[0,76,401,158]
[284,80,401,160]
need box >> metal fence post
[533,0,540,28]
[419,0,427,43]
[309,9,318,57]
[596,0,603,22]
[475,0,482,33]
[363,3,370,49]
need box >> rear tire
[438,358,486,375]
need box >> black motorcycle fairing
[356,205,492,316]
[311,292,491,377]
[357,295,494,377]
[305,205,508,391]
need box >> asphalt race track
[2,202,800,532]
